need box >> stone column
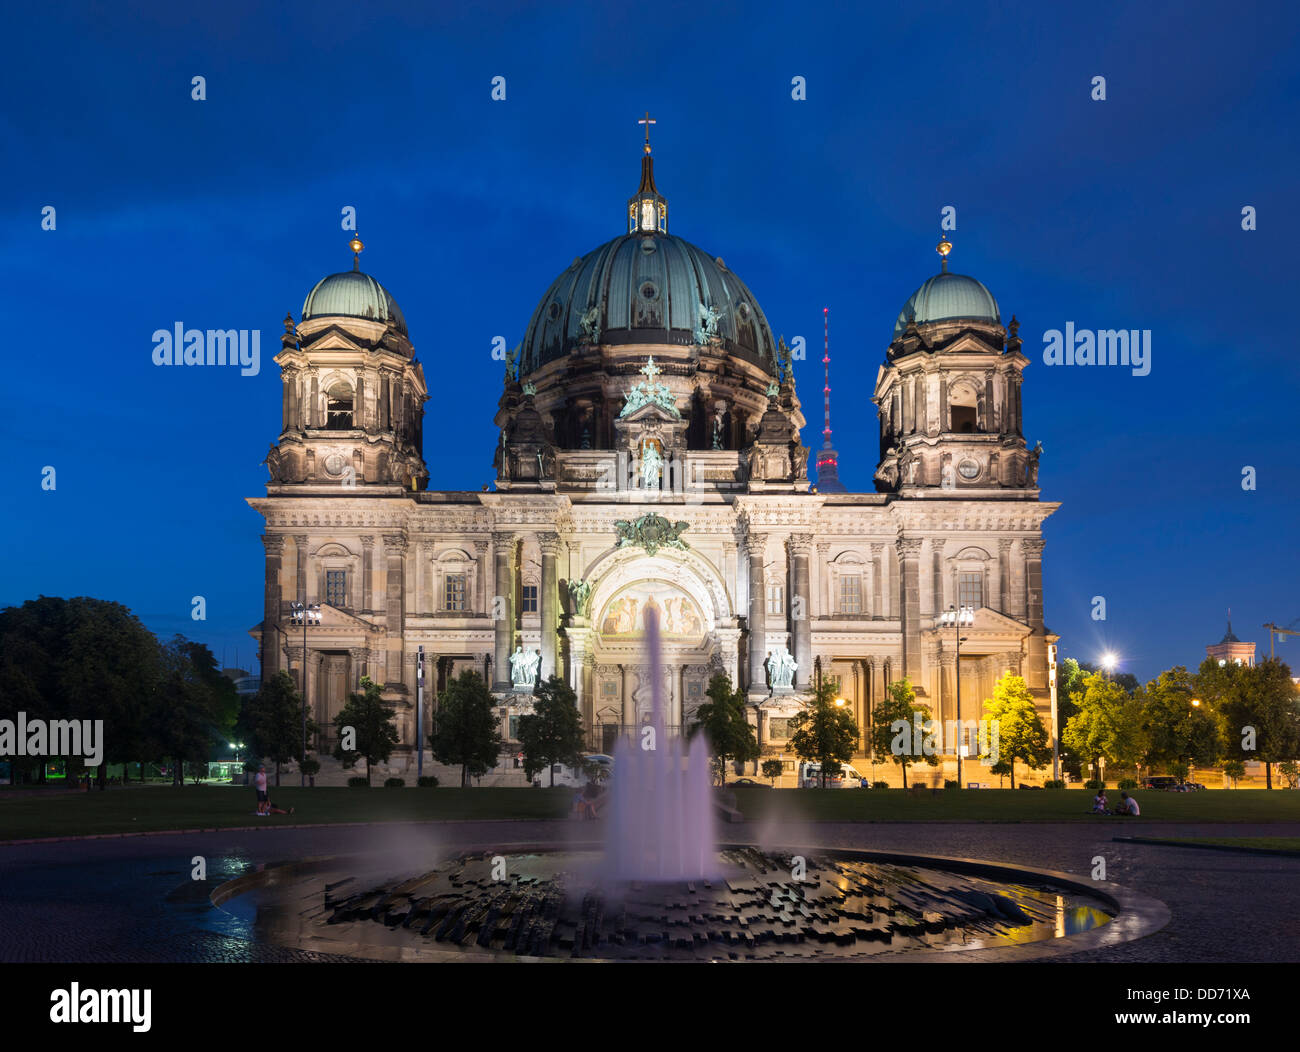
[360,536,375,612]
[293,534,309,604]
[871,543,884,619]
[998,539,1012,615]
[889,543,901,619]
[789,533,813,689]
[1023,538,1048,689]
[383,534,407,687]
[896,537,923,681]
[937,375,948,433]
[472,539,488,614]
[260,535,284,678]
[931,539,944,615]
[674,666,685,733]
[414,541,427,615]
[620,666,634,731]
[539,532,560,682]
[492,533,514,690]
[815,541,830,616]
[307,370,319,428]
[746,533,767,694]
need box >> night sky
[3,1,1297,682]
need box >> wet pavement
[1,820,1296,962]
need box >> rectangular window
[326,570,347,608]
[768,717,794,740]
[766,583,783,615]
[959,572,983,610]
[444,573,467,612]
[839,574,862,614]
[521,585,538,613]
[508,715,520,740]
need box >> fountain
[213,608,1149,961]
[604,609,718,881]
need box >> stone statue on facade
[579,306,602,345]
[1026,441,1042,486]
[767,648,797,690]
[510,645,540,690]
[641,442,663,491]
[568,579,592,617]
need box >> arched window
[950,385,978,433]
[325,383,354,430]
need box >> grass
[2,786,1299,842]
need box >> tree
[151,637,232,787]
[1062,672,1147,780]
[981,674,1051,786]
[429,669,502,787]
[331,676,400,785]
[1221,758,1245,787]
[1198,657,1300,789]
[517,675,585,786]
[786,678,859,788]
[688,673,759,786]
[869,677,937,789]
[241,670,317,787]
[760,758,784,786]
[1139,666,1221,775]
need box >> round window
[546,301,561,321]
[640,281,659,301]
[640,237,657,253]
[958,459,980,479]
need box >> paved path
[2,820,1297,962]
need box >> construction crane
[1263,617,1300,659]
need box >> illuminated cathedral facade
[249,130,1059,782]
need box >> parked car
[1185,782,1207,791]
[727,777,772,789]
[1143,776,1179,791]
[798,762,869,788]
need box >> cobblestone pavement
[1,820,1296,962]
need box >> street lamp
[1101,652,1117,680]
[941,604,975,788]
[291,600,321,787]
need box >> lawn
[1,786,1298,842]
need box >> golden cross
[638,110,656,153]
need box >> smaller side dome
[302,270,408,336]
[893,272,1000,339]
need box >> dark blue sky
[3,1,1297,682]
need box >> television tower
[815,307,846,492]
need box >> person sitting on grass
[266,800,295,816]
[1114,791,1140,816]
[1091,789,1108,814]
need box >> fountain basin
[212,843,1168,962]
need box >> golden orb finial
[937,235,952,272]
[349,235,364,271]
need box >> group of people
[1091,789,1141,816]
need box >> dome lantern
[627,111,667,235]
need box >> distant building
[1206,620,1255,667]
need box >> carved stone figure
[264,444,284,481]
[747,445,764,482]
[579,306,602,344]
[510,645,540,689]
[504,344,519,382]
[613,512,690,556]
[767,648,797,690]
[641,442,662,491]
[568,579,592,617]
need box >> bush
[347,777,369,788]
[872,781,890,789]
[384,777,405,788]
[943,779,960,790]
[417,775,439,788]
[1117,778,1137,791]
[1084,779,1105,790]
[1043,779,1066,789]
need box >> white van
[798,762,868,789]
[547,754,614,788]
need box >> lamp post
[1047,641,1060,782]
[941,604,975,787]
[291,599,321,787]
[1101,652,1116,681]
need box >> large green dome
[893,271,1000,339]
[302,270,407,335]
[520,232,778,376]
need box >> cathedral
[249,129,1059,782]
